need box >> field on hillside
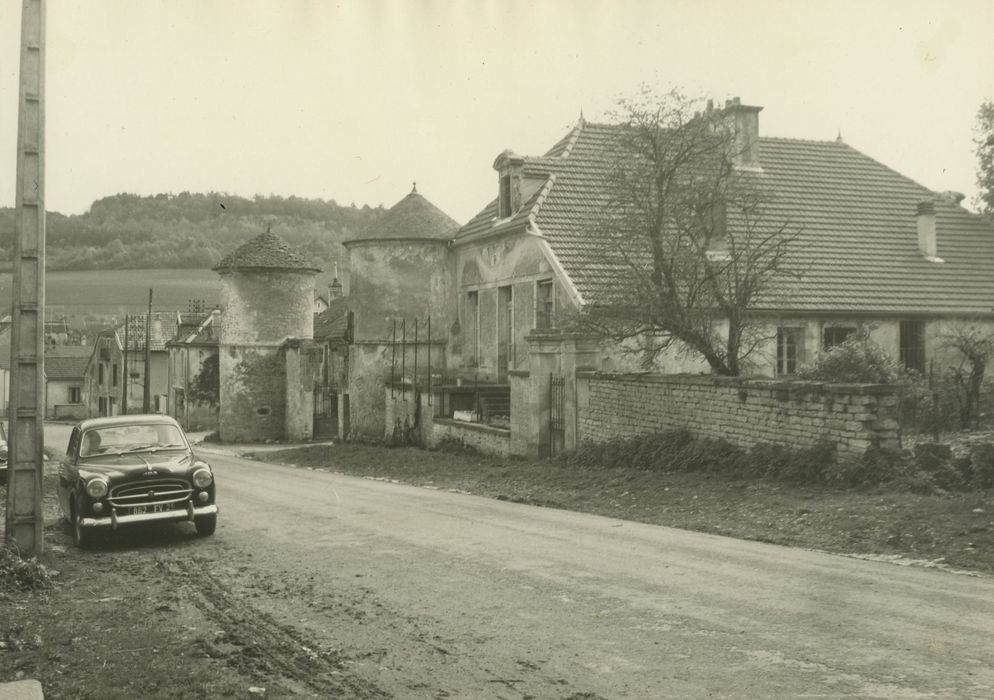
[0,268,339,322]
[0,269,219,315]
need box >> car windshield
[80,424,187,457]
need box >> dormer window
[499,174,513,218]
[493,149,524,220]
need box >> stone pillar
[521,332,563,458]
[283,340,316,442]
[559,334,600,451]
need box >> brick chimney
[916,200,942,262]
[724,97,763,171]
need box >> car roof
[77,414,183,432]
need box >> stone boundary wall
[384,388,511,455]
[576,373,902,457]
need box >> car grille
[108,479,192,509]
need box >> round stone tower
[213,230,321,442]
[342,184,460,438]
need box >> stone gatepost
[519,331,599,457]
[560,334,599,451]
[283,339,322,442]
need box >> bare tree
[941,323,994,429]
[975,99,994,220]
[579,89,801,375]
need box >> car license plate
[128,503,174,516]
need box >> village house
[204,101,994,457]
[166,309,220,431]
[83,329,124,418]
[317,100,994,458]
[122,312,178,413]
[44,345,93,419]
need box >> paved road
[190,448,994,699]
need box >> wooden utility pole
[5,0,47,554]
[122,313,129,414]
[143,289,152,413]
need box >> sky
[1,0,993,225]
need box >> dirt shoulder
[238,441,994,576]
[0,472,387,699]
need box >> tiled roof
[169,312,219,347]
[314,297,350,342]
[347,187,460,242]
[214,231,321,273]
[455,121,994,314]
[121,313,179,352]
[45,346,92,381]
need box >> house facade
[82,331,124,418]
[166,310,220,431]
[45,345,93,419]
[122,313,177,413]
[326,101,994,456]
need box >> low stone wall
[433,419,511,456]
[576,373,902,457]
[384,387,511,455]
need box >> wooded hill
[0,192,385,271]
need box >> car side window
[67,428,80,458]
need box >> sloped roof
[455,120,994,314]
[169,311,219,347]
[213,231,321,273]
[313,297,351,342]
[347,187,460,242]
[45,345,93,381]
[122,313,179,352]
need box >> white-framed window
[776,327,805,375]
[535,279,555,329]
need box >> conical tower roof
[350,184,460,242]
[213,230,321,274]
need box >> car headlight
[85,478,109,499]
[192,469,213,489]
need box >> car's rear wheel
[71,501,96,549]
[195,514,217,537]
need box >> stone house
[166,310,220,431]
[341,101,994,457]
[82,330,124,418]
[45,345,93,419]
[121,312,178,413]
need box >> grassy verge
[247,441,994,575]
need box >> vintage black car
[57,415,218,547]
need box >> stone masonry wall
[576,373,901,457]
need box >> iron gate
[313,384,338,439]
[549,373,565,456]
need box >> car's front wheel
[71,500,96,549]
[195,514,217,537]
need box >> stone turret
[213,230,321,441]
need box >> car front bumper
[80,502,218,529]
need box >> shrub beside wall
[576,373,902,457]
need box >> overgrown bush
[0,546,57,594]
[561,430,994,491]
[795,336,905,384]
